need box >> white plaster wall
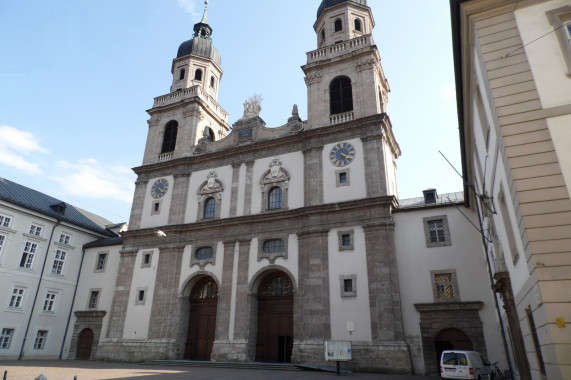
[250,153,304,214]
[327,227,372,342]
[547,114,571,197]
[248,234,299,287]
[515,0,571,108]
[178,242,225,295]
[64,244,121,358]
[394,206,506,374]
[139,175,174,229]
[122,248,159,339]
[184,166,233,223]
[323,138,367,204]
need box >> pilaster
[361,134,388,197]
[303,146,324,206]
[229,162,242,217]
[129,179,148,230]
[105,249,138,339]
[168,173,191,225]
[243,161,255,215]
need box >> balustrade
[330,111,354,125]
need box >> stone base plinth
[96,340,179,361]
[292,341,412,373]
[210,340,251,362]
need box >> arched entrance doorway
[435,328,473,371]
[184,277,218,360]
[76,328,94,360]
[255,271,293,363]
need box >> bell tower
[141,0,230,166]
[303,0,390,128]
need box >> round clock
[150,178,169,199]
[329,142,356,167]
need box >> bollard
[3,370,7,380]
[34,375,47,380]
[74,377,77,380]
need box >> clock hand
[340,153,354,159]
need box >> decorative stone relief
[304,73,322,85]
[147,116,160,127]
[261,158,289,188]
[200,170,223,195]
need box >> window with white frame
[0,234,5,258]
[88,290,99,309]
[33,330,48,349]
[58,233,71,245]
[0,214,12,228]
[9,286,25,308]
[51,250,66,275]
[422,215,452,248]
[19,242,37,269]
[29,224,43,237]
[0,328,14,349]
[95,253,107,272]
[43,292,57,312]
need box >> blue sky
[0,0,462,223]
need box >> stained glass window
[259,273,293,297]
[192,279,218,300]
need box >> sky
[0,0,462,224]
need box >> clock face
[329,142,356,167]
[150,178,169,199]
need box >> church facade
[61,0,506,374]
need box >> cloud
[177,0,200,18]
[52,159,135,203]
[0,125,48,174]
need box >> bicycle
[490,361,505,380]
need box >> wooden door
[184,278,218,361]
[255,272,294,363]
[76,328,94,360]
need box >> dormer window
[334,19,343,32]
[354,19,362,32]
[194,69,203,81]
[423,189,437,204]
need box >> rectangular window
[43,292,56,312]
[339,172,347,183]
[339,274,357,297]
[435,273,454,301]
[20,242,37,269]
[428,220,445,243]
[0,234,5,258]
[138,290,145,301]
[88,290,99,309]
[29,224,43,236]
[59,233,71,245]
[51,250,66,275]
[96,253,107,271]
[566,23,571,40]
[9,287,25,308]
[343,279,353,292]
[34,330,48,350]
[0,328,14,349]
[341,234,351,247]
[144,253,151,265]
[0,214,12,228]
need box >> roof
[397,191,465,210]
[317,0,368,19]
[177,36,221,67]
[83,236,123,248]
[0,177,117,237]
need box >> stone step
[143,360,304,371]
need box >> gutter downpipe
[18,218,61,360]
[59,245,86,359]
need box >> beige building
[451,0,571,379]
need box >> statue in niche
[242,94,263,118]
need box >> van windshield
[443,352,468,366]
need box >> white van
[440,350,492,379]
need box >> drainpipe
[473,197,514,378]
[59,245,86,359]
[18,218,61,360]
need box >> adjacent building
[451,0,571,379]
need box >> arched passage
[76,328,94,360]
[435,328,473,372]
[184,277,218,360]
[255,271,293,363]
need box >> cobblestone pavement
[0,361,442,380]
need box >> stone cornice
[74,310,107,318]
[414,301,484,312]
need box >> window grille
[259,273,293,297]
[192,279,218,300]
[428,220,446,243]
[434,273,454,301]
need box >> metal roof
[176,37,221,67]
[84,236,123,248]
[317,0,368,19]
[397,191,465,210]
[0,177,117,236]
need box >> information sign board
[324,341,352,361]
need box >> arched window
[179,69,185,80]
[192,278,218,300]
[354,19,362,32]
[334,19,343,32]
[194,69,203,81]
[268,187,283,210]
[210,76,215,88]
[259,272,293,297]
[203,197,216,218]
[320,29,325,42]
[263,239,284,254]
[195,247,214,261]
[330,76,353,115]
[208,127,215,142]
[161,121,178,153]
